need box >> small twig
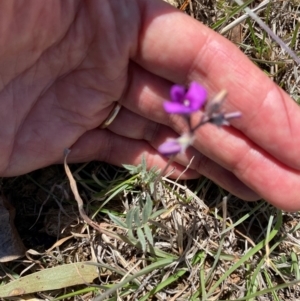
[180,0,190,11]
[175,156,194,183]
[63,149,123,241]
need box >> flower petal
[163,101,195,114]
[158,139,182,156]
[170,84,186,103]
[185,82,207,111]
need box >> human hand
[1,1,299,211]
[1,0,176,176]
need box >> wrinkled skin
[1,0,300,210]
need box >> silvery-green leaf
[134,208,141,227]
[0,262,99,297]
[142,194,153,224]
[150,166,158,174]
[125,208,135,230]
[122,163,142,175]
[149,181,155,195]
[144,224,154,245]
[137,227,146,252]
[108,213,127,228]
[128,229,137,243]
[150,208,169,220]
[122,164,136,171]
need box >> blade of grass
[263,269,280,301]
[247,18,260,50]
[89,257,177,301]
[291,21,300,50]
[199,252,207,301]
[52,287,99,301]
[220,201,264,235]
[212,0,255,30]
[233,0,300,65]
[291,252,300,280]
[205,197,228,284]
[205,210,282,299]
[219,279,300,301]
[138,269,187,301]
[220,0,271,35]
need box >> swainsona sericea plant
[158,82,241,157]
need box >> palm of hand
[0,1,132,176]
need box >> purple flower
[158,133,194,157]
[158,139,182,156]
[163,82,207,114]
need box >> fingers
[67,127,259,201]
[107,107,259,201]
[192,123,300,211]
[67,128,197,179]
[120,64,300,210]
[134,0,300,170]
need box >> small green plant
[108,193,155,252]
[123,154,158,195]
[107,159,172,253]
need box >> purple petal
[163,101,194,114]
[170,84,186,103]
[185,82,207,111]
[158,139,182,156]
